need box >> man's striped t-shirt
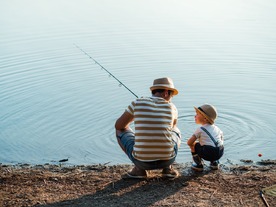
[126,96,178,162]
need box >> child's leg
[210,146,224,170]
[210,161,219,170]
[192,143,203,165]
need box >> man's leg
[116,128,135,160]
[116,128,147,178]
[161,130,181,178]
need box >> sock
[191,152,202,165]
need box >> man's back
[126,97,177,161]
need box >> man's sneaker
[210,161,219,170]
[191,163,203,172]
[162,166,179,178]
[126,166,147,179]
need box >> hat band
[198,107,214,124]
[198,107,205,114]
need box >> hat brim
[194,106,214,124]
[150,86,178,95]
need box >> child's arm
[187,135,197,146]
[187,135,198,152]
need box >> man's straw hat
[194,104,217,125]
[150,77,178,95]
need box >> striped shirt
[126,96,178,161]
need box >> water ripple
[1,0,276,165]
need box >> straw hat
[194,104,217,124]
[150,77,178,95]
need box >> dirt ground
[0,160,275,207]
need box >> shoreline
[1,160,275,207]
[0,158,275,172]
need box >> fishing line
[74,44,138,98]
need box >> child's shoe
[210,161,219,170]
[192,153,202,165]
[191,153,203,171]
[191,163,203,172]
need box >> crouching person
[115,77,181,178]
[187,104,224,171]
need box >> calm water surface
[0,0,275,165]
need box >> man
[115,77,181,178]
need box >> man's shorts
[116,128,181,170]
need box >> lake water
[1,0,275,166]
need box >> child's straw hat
[194,104,217,124]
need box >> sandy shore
[0,160,275,207]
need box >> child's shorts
[195,143,224,161]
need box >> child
[187,104,224,171]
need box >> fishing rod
[74,44,138,98]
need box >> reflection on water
[0,0,275,165]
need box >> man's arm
[173,119,177,128]
[115,111,134,131]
